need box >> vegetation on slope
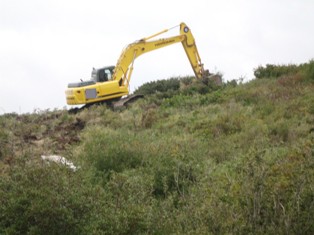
[0,60,313,234]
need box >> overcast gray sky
[0,0,313,113]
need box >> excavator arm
[113,22,205,88]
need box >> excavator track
[68,94,144,114]
[112,94,144,110]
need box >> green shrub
[254,63,299,79]
[0,162,96,235]
[152,157,196,198]
[134,75,222,98]
[79,128,143,180]
[1,59,313,234]
[302,59,314,80]
[254,59,314,80]
[0,129,9,159]
[134,77,181,95]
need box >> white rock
[41,155,78,171]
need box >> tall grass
[0,61,313,234]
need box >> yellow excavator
[65,22,210,106]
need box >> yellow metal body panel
[66,80,128,105]
[65,22,206,105]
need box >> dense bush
[134,75,221,98]
[1,61,313,234]
[134,77,181,95]
[254,59,314,79]
[0,160,95,234]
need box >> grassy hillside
[0,61,313,234]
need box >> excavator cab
[66,64,128,105]
[91,66,115,83]
[67,66,115,88]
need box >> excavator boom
[65,22,208,105]
[115,23,206,87]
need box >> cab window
[104,69,112,80]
